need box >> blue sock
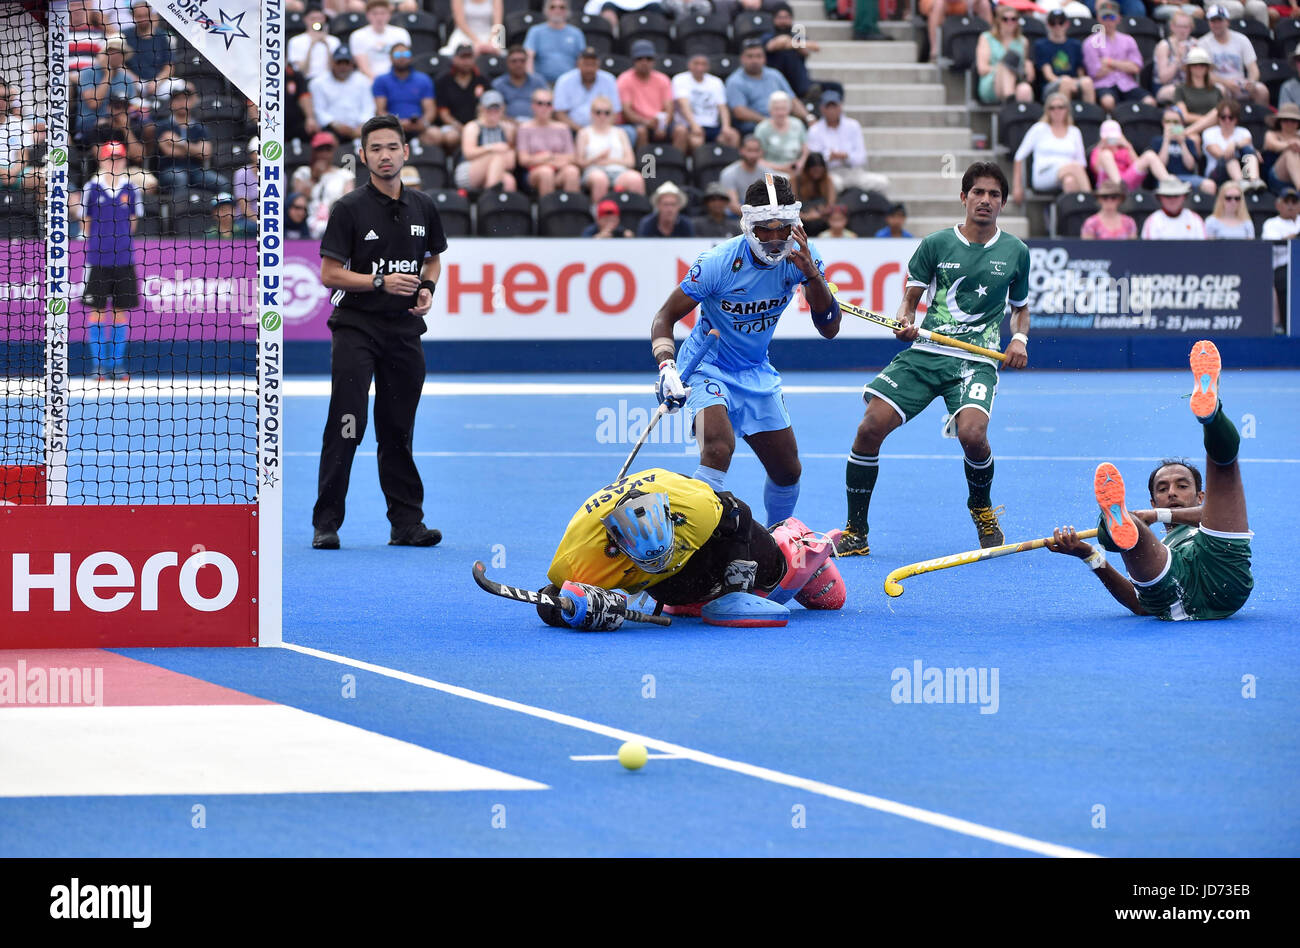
[111,324,129,372]
[764,477,800,527]
[86,324,105,372]
[692,465,727,493]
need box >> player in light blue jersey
[649,173,840,528]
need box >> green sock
[964,452,994,509]
[1200,401,1240,465]
[846,452,879,534]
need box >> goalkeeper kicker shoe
[969,505,1006,549]
[827,527,870,557]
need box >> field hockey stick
[883,529,1099,598]
[472,561,673,627]
[830,290,1008,364]
[614,328,721,482]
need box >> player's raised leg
[955,406,1003,547]
[1095,462,1169,582]
[1190,340,1250,535]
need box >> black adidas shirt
[319,179,449,336]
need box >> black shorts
[82,264,140,311]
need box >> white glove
[656,359,687,413]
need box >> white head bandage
[741,173,802,265]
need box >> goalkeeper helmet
[601,490,676,573]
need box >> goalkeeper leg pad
[768,517,832,604]
[795,558,846,610]
[702,592,790,627]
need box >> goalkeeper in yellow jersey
[536,468,846,630]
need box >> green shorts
[864,347,999,426]
[1133,529,1255,621]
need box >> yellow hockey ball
[618,741,648,770]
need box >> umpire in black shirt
[312,113,448,549]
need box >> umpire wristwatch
[372,273,385,292]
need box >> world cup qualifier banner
[1023,240,1273,336]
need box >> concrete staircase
[790,1,1029,237]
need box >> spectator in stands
[692,181,742,237]
[576,94,643,203]
[806,90,888,195]
[1217,0,1271,27]
[525,0,586,85]
[1153,10,1195,105]
[1205,182,1255,237]
[592,0,673,39]
[287,62,313,143]
[1035,10,1095,106]
[455,90,518,191]
[1265,102,1300,195]
[289,8,341,83]
[719,135,773,214]
[124,1,173,102]
[374,43,453,149]
[822,203,856,238]
[286,194,312,239]
[761,2,830,101]
[1197,5,1269,106]
[67,0,108,73]
[1203,98,1264,190]
[442,0,505,56]
[555,48,626,135]
[841,0,891,42]
[76,36,141,140]
[638,181,695,236]
[493,45,550,122]
[1280,49,1300,109]
[794,151,834,235]
[351,0,413,81]
[1012,92,1091,203]
[310,46,377,146]
[672,54,740,151]
[726,38,808,137]
[155,85,229,192]
[234,137,259,221]
[1173,47,1224,137]
[1261,186,1300,332]
[923,0,994,64]
[1153,107,1215,195]
[1083,1,1157,114]
[754,91,808,176]
[1080,179,1138,239]
[875,202,913,238]
[976,7,1034,105]
[1141,177,1206,237]
[581,197,635,237]
[87,90,145,169]
[618,40,675,148]
[516,88,581,196]
[206,192,253,239]
[292,131,355,239]
[436,45,490,152]
[1091,118,1176,191]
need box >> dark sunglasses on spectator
[1000,15,1018,21]
[1220,113,1235,120]
[1099,194,1122,200]
[534,99,552,105]
[393,51,411,59]
[1101,13,1117,19]
[592,108,611,115]
[1048,104,1066,110]
[1223,195,1242,201]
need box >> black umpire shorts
[82,264,140,311]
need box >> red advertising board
[0,504,258,648]
[0,466,46,505]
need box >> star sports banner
[146,0,259,101]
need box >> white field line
[282,642,1100,859]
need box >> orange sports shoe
[1094,462,1138,551]
[1189,339,1221,420]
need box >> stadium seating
[1052,191,1098,238]
[600,53,632,77]
[286,10,304,38]
[839,187,891,236]
[1066,17,1095,41]
[1116,102,1163,152]
[608,190,652,232]
[537,190,595,236]
[428,189,472,236]
[691,142,739,187]
[1071,101,1106,152]
[395,11,442,55]
[329,12,365,39]
[637,143,689,188]
[476,52,507,80]
[620,12,672,55]
[1020,17,1045,43]
[476,189,534,235]
[407,141,449,189]
[656,53,686,79]
[1121,189,1157,233]
[0,192,39,239]
[214,138,254,174]
[1259,58,1289,104]
[1231,17,1271,64]
[1122,16,1161,66]
[734,13,774,47]
[1185,190,1215,218]
[939,15,985,72]
[1239,102,1270,149]
[575,14,615,55]
[708,54,738,80]
[171,190,215,237]
[998,99,1042,155]
[674,14,730,57]
[413,52,447,78]
[137,194,166,238]
[1273,17,1300,58]
[1245,189,1275,233]
[504,10,542,47]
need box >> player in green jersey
[1045,340,1254,621]
[831,161,1031,556]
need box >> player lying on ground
[1045,340,1254,620]
[649,173,840,528]
[535,468,846,630]
[832,160,1030,557]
